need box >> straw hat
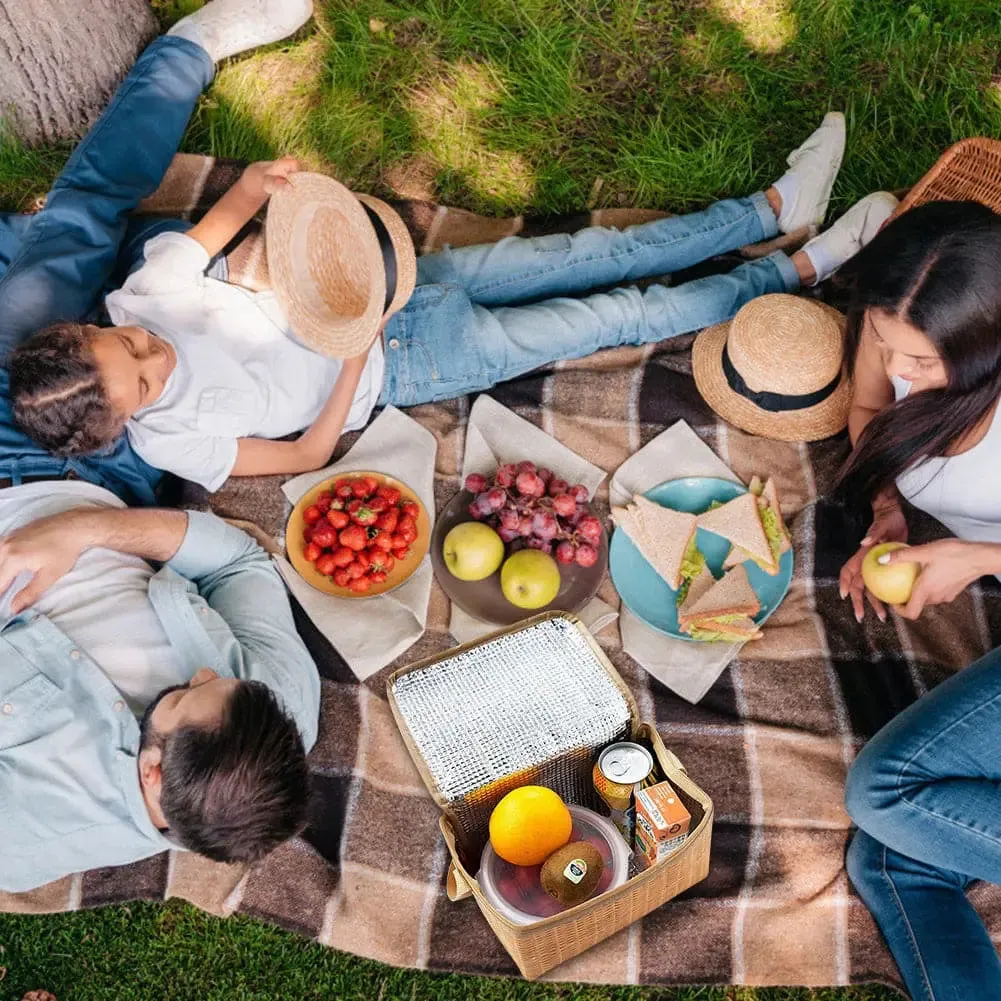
[692,294,851,442]
[266,172,417,358]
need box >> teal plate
[609,477,794,641]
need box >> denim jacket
[0,511,320,893]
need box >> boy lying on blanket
[8,111,893,491]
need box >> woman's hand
[839,497,909,623]
[882,539,999,619]
[241,156,301,201]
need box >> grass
[0,900,902,1001]
[0,0,997,997]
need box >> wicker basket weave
[894,137,1001,217]
[388,614,713,980]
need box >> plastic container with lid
[477,804,630,925]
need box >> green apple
[442,522,505,581]
[861,542,920,605]
[500,550,561,609]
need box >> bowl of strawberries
[287,471,431,598]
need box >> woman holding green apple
[836,198,1001,1001]
[836,199,1001,623]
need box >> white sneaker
[773,112,846,233]
[801,191,899,284]
[168,0,313,62]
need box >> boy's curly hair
[9,322,124,456]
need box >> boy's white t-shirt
[104,232,385,491]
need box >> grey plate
[430,490,609,626]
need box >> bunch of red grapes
[464,461,602,568]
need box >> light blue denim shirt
[0,510,320,893]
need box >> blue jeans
[379,192,799,407]
[0,35,213,505]
[846,646,1001,1001]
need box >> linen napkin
[274,406,436,681]
[611,420,744,703]
[449,394,618,641]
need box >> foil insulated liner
[391,616,632,854]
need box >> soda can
[593,742,655,843]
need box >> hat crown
[727,294,845,394]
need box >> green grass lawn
[2,0,999,997]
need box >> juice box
[634,780,691,867]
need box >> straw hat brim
[692,314,852,442]
[266,174,417,359]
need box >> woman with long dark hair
[837,200,1001,1000]
[837,199,1001,622]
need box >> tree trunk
[0,0,158,145]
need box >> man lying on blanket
[0,2,320,893]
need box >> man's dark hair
[151,681,310,864]
[9,321,123,456]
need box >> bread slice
[679,564,761,626]
[697,492,778,574]
[678,564,716,617]
[686,616,763,641]
[613,496,697,591]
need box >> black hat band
[362,204,398,315]
[722,342,841,413]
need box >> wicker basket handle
[446,862,473,902]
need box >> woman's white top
[105,232,384,491]
[893,376,1001,554]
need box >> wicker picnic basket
[387,613,713,980]
[894,137,1001,217]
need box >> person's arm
[0,508,190,611]
[229,348,371,478]
[185,156,300,259]
[848,319,894,445]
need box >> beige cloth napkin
[611,421,744,704]
[449,395,618,642]
[274,406,437,681]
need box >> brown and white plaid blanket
[4,155,1000,992]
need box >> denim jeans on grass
[378,191,800,407]
[846,645,1001,1001]
[0,35,214,504]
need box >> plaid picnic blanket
[4,154,1000,992]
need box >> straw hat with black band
[266,172,417,359]
[692,294,851,442]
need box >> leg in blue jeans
[415,192,779,306]
[845,646,1001,1001]
[0,35,213,504]
[380,192,798,407]
[0,35,214,358]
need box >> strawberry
[397,514,417,535]
[316,554,338,576]
[368,495,389,513]
[303,505,322,525]
[349,576,372,593]
[370,551,395,574]
[303,542,322,563]
[392,546,410,561]
[315,491,334,513]
[363,475,380,496]
[351,479,370,499]
[355,551,371,572]
[346,561,366,580]
[333,478,352,493]
[302,526,314,544]
[311,525,336,549]
[351,505,377,527]
[369,570,388,583]
[377,485,402,505]
[333,569,351,588]
[400,501,419,520]
[335,483,354,499]
[376,510,399,533]
[339,524,368,551]
[369,529,393,552]
[331,547,355,568]
[327,509,350,529]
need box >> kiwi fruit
[540,841,604,907]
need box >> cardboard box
[635,780,692,867]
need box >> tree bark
[0,0,158,145]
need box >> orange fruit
[488,786,573,866]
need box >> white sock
[772,173,800,231]
[802,242,841,285]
